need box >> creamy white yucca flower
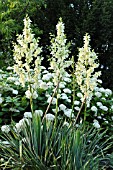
[56,19,65,37]
[75,33,101,105]
[13,15,43,90]
[49,18,72,85]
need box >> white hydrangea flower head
[111,105,113,111]
[25,90,32,99]
[47,96,57,105]
[0,97,3,104]
[75,33,101,105]
[74,100,80,105]
[25,89,38,99]
[34,110,43,117]
[100,105,108,112]
[12,89,18,95]
[9,108,20,112]
[63,88,71,94]
[97,116,102,119]
[1,125,10,133]
[46,113,55,121]
[99,87,105,93]
[105,120,108,124]
[59,82,66,88]
[52,108,59,113]
[96,102,103,107]
[66,98,71,103]
[64,108,74,118]
[59,104,67,111]
[24,112,32,118]
[105,89,112,96]
[42,73,53,81]
[74,106,80,111]
[63,77,71,83]
[93,119,100,129]
[91,106,98,113]
[77,92,83,98]
[18,118,29,129]
[61,93,68,100]
[95,91,102,98]
[32,91,38,99]
[39,81,48,90]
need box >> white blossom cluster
[49,18,72,85]
[75,33,101,106]
[0,93,3,104]
[13,15,43,99]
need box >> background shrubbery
[0,0,113,89]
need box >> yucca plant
[0,115,112,170]
[0,115,70,169]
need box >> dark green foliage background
[0,0,113,89]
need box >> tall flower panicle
[49,18,72,85]
[75,33,101,106]
[13,15,43,90]
[13,15,43,113]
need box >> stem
[43,79,60,120]
[84,102,87,123]
[71,56,76,115]
[56,90,59,114]
[55,89,59,126]
[74,94,86,125]
[28,71,34,114]
[30,95,34,114]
